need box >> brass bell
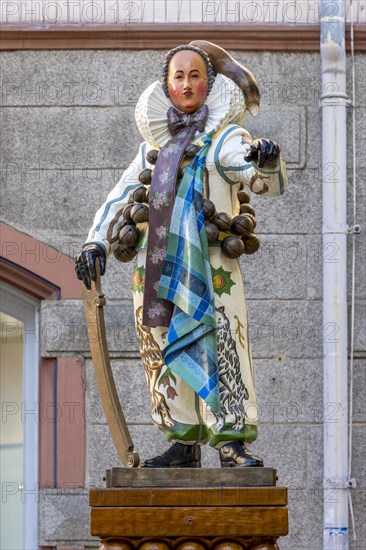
[131,186,147,204]
[246,212,257,229]
[205,222,219,245]
[130,203,149,224]
[122,204,135,224]
[203,199,216,220]
[146,149,159,165]
[237,190,251,204]
[231,214,254,237]
[118,224,140,247]
[138,168,153,186]
[114,244,137,263]
[243,233,260,254]
[221,236,245,259]
[185,144,201,158]
[240,203,256,217]
[212,212,232,232]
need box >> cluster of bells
[114,146,260,263]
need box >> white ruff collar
[135,74,248,148]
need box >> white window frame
[0,282,40,550]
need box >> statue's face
[167,50,208,114]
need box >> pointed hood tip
[247,104,259,117]
[188,39,260,116]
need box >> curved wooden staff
[82,259,140,468]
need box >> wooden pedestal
[90,469,288,550]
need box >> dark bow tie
[167,105,208,136]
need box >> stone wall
[1,49,365,548]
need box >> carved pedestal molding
[90,469,287,550]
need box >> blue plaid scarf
[157,131,220,413]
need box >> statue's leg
[206,253,258,450]
[132,253,208,444]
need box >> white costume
[86,74,287,447]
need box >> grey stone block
[271,52,321,108]
[250,425,307,487]
[353,361,366,423]
[0,50,160,107]
[350,426,366,490]
[307,426,323,489]
[0,166,128,234]
[85,358,152,424]
[306,235,323,300]
[102,258,136,301]
[40,299,138,357]
[351,54,366,104]
[240,234,307,299]
[347,105,366,170]
[245,106,306,168]
[255,358,323,424]
[0,106,140,169]
[248,168,322,235]
[306,107,323,170]
[230,52,275,100]
[39,489,93,546]
[283,489,323,548]
[354,300,366,353]
[247,299,323,359]
[350,489,366,548]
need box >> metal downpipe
[321,0,349,548]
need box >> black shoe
[141,442,201,468]
[219,441,264,467]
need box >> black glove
[244,138,280,168]
[75,243,106,290]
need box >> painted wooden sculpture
[75,41,288,469]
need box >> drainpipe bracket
[322,223,351,234]
[319,93,351,108]
[350,224,362,234]
[347,478,357,488]
[324,478,357,489]
[322,223,362,234]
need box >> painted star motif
[211,265,236,297]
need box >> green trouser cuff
[158,421,257,448]
[161,422,209,444]
[208,423,258,448]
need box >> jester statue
[75,41,287,468]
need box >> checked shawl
[157,131,220,414]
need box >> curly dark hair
[161,45,216,98]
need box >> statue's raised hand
[75,243,106,290]
[244,138,280,168]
